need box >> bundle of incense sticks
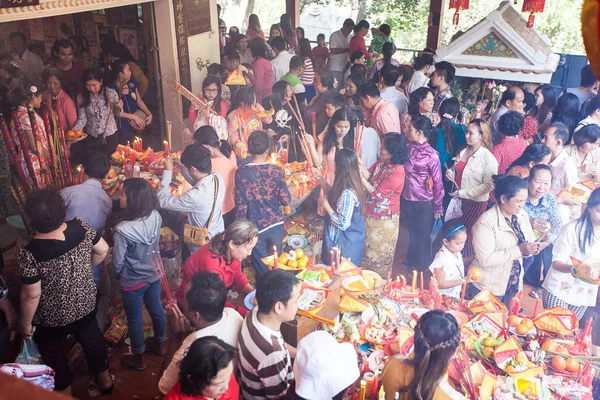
[175,83,216,115]
[354,122,365,156]
[285,101,313,169]
[151,251,174,303]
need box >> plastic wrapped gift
[533,307,578,335]
[571,256,600,284]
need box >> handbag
[128,109,148,134]
[183,175,219,247]
[445,197,463,222]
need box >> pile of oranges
[508,315,534,335]
[277,249,310,269]
[66,129,84,139]
[543,339,581,373]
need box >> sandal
[145,336,167,356]
[94,376,114,395]
[121,354,147,371]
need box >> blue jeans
[250,224,285,277]
[121,280,167,354]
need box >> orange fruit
[516,353,528,364]
[287,260,298,269]
[566,358,580,373]
[508,315,519,327]
[551,355,566,372]
[541,340,557,352]
[483,347,494,359]
[75,129,83,137]
[67,130,75,138]
[294,249,304,258]
[556,345,568,354]
[522,319,534,330]
[516,324,529,335]
[469,267,482,281]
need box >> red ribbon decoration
[522,0,546,28]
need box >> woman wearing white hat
[290,330,360,400]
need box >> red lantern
[449,0,470,25]
[522,0,546,28]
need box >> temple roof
[435,1,560,83]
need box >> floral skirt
[362,215,400,278]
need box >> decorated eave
[435,1,560,84]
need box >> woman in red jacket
[248,38,275,103]
[175,220,258,307]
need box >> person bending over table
[158,144,225,254]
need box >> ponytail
[219,139,232,158]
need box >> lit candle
[129,149,136,165]
[330,250,334,270]
[164,140,170,156]
[273,246,278,270]
[533,298,540,318]
[420,271,424,292]
[271,152,277,164]
[77,165,83,183]
[411,270,417,292]
[295,181,300,197]
[121,151,126,165]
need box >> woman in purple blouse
[401,114,444,271]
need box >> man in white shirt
[574,96,600,132]
[270,37,294,81]
[158,144,225,253]
[9,32,44,83]
[328,19,354,88]
[542,123,579,224]
[378,65,408,114]
[159,272,243,394]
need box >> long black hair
[401,310,460,400]
[431,97,461,155]
[382,42,394,67]
[80,68,108,108]
[323,107,356,156]
[121,178,158,221]
[194,125,232,159]
[269,80,292,108]
[229,86,255,114]
[551,93,580,140]
[109,59,129,83]
[506,143,551,172]
[328,148,365,216]
[576,188,600,254]
[202,75,224,115]
[534,84,558,126]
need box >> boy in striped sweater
[238,270,300,399]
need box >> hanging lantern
[449,0,470,26]
[522,0,546,28]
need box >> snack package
[533,307,578,335]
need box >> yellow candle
[411,270,417,292]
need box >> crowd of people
[0,8,600,400]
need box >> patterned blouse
[72,88,119,138]
[523,193,562,243]
[328,188,360,243]
[19,218,100,327]
[365,160,405,219]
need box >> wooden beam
[286,0,300,27]
[426,0,445,50]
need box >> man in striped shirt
[239,270,300,399]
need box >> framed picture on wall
[118,28,138,60]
